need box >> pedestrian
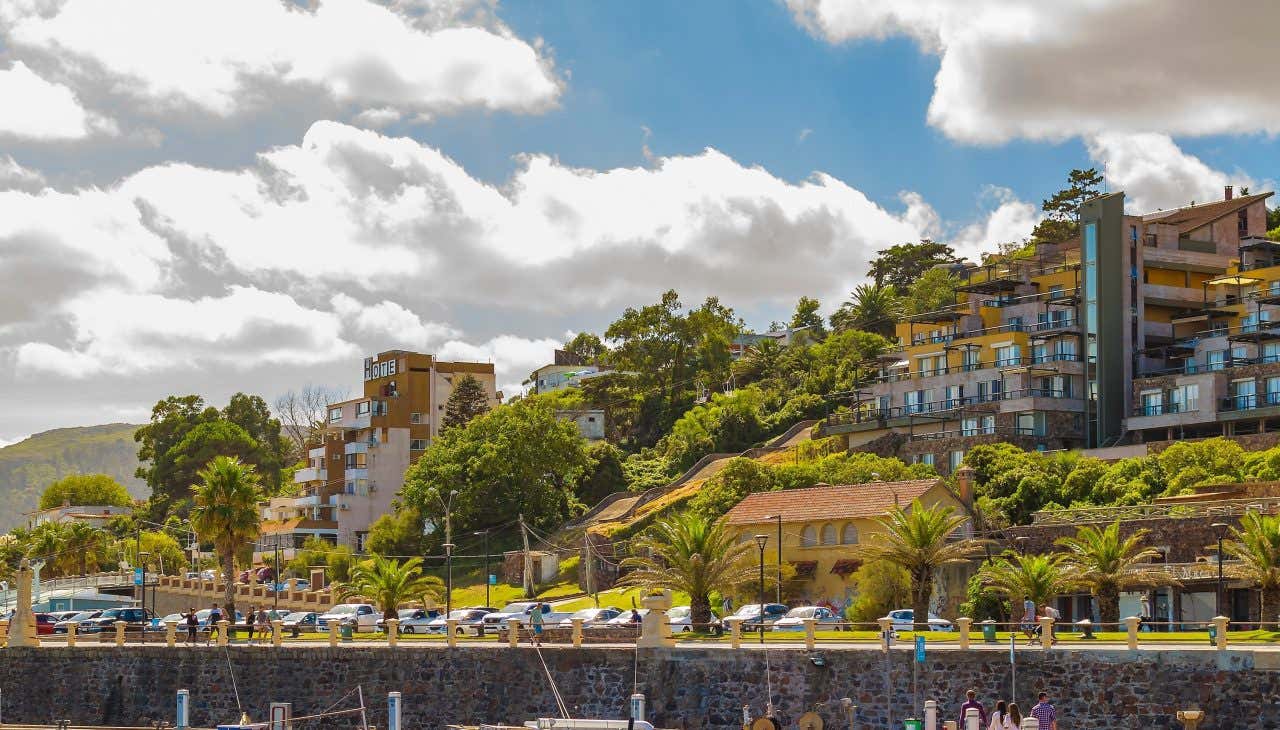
[1030,692,1057,730]
[958,689,987,727]
[245,605,256,644]
[529,602,544,646]
[1041,602,1060,645]
[257,606,271,641]
[722,595,733,615]
[1005,703,1022,729]
[207,603,222,645]
[629,608,642,623]
[987,700,1008,730]
[184,607,198,645]
[1140,596,1152,632]
[1020,595,1037,643]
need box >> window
[356,401,371,416]
[1031,343,1048,364]
[821,524,837,546]
[948,450,965,471]
[410,439,428,451]
[1239,209,1249,236]
[329,407,343,423]
[1233,379,1256,410]
[1207,350,1226,372]
[410,412,422,424]
[945,385,963,408]
[962,348,981,372]
[1267,377,1280,406]
[980,415,996,434]
[990,379,1003,399]
[1006,316,1024,332]
[840,525,858,545]
[1181,383,1199,412]
[1231,346,1248,362]
[1265,343,1280,364]
[1140,390,1163,416]
[961,417,979,436]
[1054,339,1077,361]
[801,526,817,547]
[1050,285,1064,299]
[995,345,1021,367]
[332,452,340,462]
[917,453,935,466]
[1016,412,1046,436]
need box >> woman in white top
[987,700,1008,730]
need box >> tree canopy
[39,473,132,510]
[1031,167,1104,244]
[866,239,958,290]
[442,374,490,432]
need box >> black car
[79,607,154,633]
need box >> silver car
[772,606,843,631]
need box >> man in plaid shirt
[1030,692,1058,730]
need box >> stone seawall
[0,645,1276,730]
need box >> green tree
[902,267,959,316]
[221,393,286,493]
[789,296,826,339]
[660,387,768,468]
[169,421,261,505]
[442,374,491,432]
[618,511,757,625]
[846,560,910,622]
[190,456,262,616]
[39,473,132,510]
[366,506,425,557]
[121,530,188,576]
[866,239,958,290]
[563,332,608,364]
[136,395,217,499]
[1031,168,1104,244]
[830,284,902,337]
[689,457,776,521]
[1223,512,1280,623]
[1056,521,1172,624]
[977,552,1074,610]
[402,399,590,535]
[339,554,444,621]
[574,442,626,505]
[857,500,976,630]
[732,338,785,385]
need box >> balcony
[344,441,369,455]
[1143,283,1206,308]
[308,446,326,459]
[344,467,369,480]
[293,467,327,484]
[1220,392,1280,414]
[1133,400,1200,417]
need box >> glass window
[1265,343,1280,364]
[1208,351,1226,371]
[840,525,858,545]
[801,526,817,547]
[329,407,343,422]
[948,450,965,471]
[995,345,1021,367]
[1032,343,1048,364]
[980,415,996,434]
[963,349,981,371]
[1141,390,1163,416]
[356,401,371,416]
[410,439,427,451]
[820,524,837,546]
[961,417,979,436]
[1233,379,1257,410]
[920,453,935,466]
[1181,384,1199,411]
[1267,377,1280,406]
[946,385,963,408]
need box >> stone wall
[1,645,1277,730]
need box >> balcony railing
[1220,392,1280,412]
[872,354,1082,385]
[293,467,327,484]
[908,318,1080,347]
[1138,353,1280,378]
[824,389,1074,427]
[909,426,1044,442]
[1132,400,1200,417]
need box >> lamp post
[428,488,460,616]
[138,551,151,616]
[474,529,492,608]
[767,514,783,604]
[754,534,768,644]
[273,543,281,615]
[1211,522,1230,618]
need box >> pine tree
[442,374,490,432]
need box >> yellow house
[721,478,974,615]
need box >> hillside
[0,423,147,531]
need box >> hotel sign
[364,357,398,381]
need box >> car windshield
[284,612,310,621]
[784,607,813,618]
[668,607,690,619]
[446,610,473,619]
[734,604,762,616]
[328,605,358,615]
[67,611,96,621]
[397,609,419,618]
[499,603,533,613]
[570,609,600,619]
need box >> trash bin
[1207,624,1216,645]
[340,622,354,641]
[903,719,923,730]
[980,620,998,643]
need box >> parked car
[318,603,378,632]
[731,603,790,630]
[46,610,80,623]
[53,610,103,634]
[79,607,154,633]
[267,579,310,592]
[883,609,953,633]
[667,605,719,632]
[281,611,318,636]
[606,609,647,627]
[199,569,218,580]
[184,571,200,579]
[481,602,563,632]
[33,612,57,635]
[376,607,440,634]
[558,607,621,629]
[425,607,493,635]
[772,606,843,631]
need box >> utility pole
[519,514,534,598]
[584,533,597,608]
[474,529,491,608]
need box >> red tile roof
[1142,192,1272,234]
[721,479,947,525]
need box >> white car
[606,609,647,627]
[884,609,953,632]
[318,603,378,632]
[426,608,492,635]
[558,607,621,629]
[772,606,842,631]
[667,605,719,632]
[377,608,439,634]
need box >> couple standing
[959,689,1058,730]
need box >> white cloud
[353,107,404,129]
[15,286,358,377]
[8,0,561,118]
[331,293,459,348]
[0,61,103,140]
[0,155,46,191]
[950,186,1039,262]
[1086,132,1254,214]
[787,0,1280,144]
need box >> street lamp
[766,515,783,604]
[428,488,460,616]
[138,551,151,617]
[474,529,492,608]
[1211,522,1230,618]
[754,534,769,644]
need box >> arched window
[841,524,859,545]
[821,523,837,546]
[801,525,817,547]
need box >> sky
[2,0,1280,443]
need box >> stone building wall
[1,645,1276,729]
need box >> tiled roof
[1141,192,1272,234]
[722,479,946,525]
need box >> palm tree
[1056,521,1174,624]
[63,522,109,577]
[339,554,444,621]
[618,511,757,625]
[858,500,977,630]
[831,284,902,337]
[1223,512,1280,623]
[190,456,263,617]
[733,338,784,385]
[977,552,1075,614]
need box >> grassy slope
[0,423,145,531]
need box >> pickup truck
[480,602,570,633]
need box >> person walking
[958,689,987,727]
[721,595,733,616]
[257,606,271,642]
[183,607,199,645]
[1030,692,1057,730]
[529,602,544,646]
[1020,595,1038,644]
[206,603,222,646]
[1005,703,1022,729]
[987,700,1009,730]
[244,605,256,644]
[1041,602,1060,646]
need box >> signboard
[914,635,926,663]
[387,692,401,730]
[133,567,144,586]
[488,574,497,585]
[176,690,189,730]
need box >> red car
[33,613,56,635]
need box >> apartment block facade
[260,350,499,554]
[818,187,1274,472]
